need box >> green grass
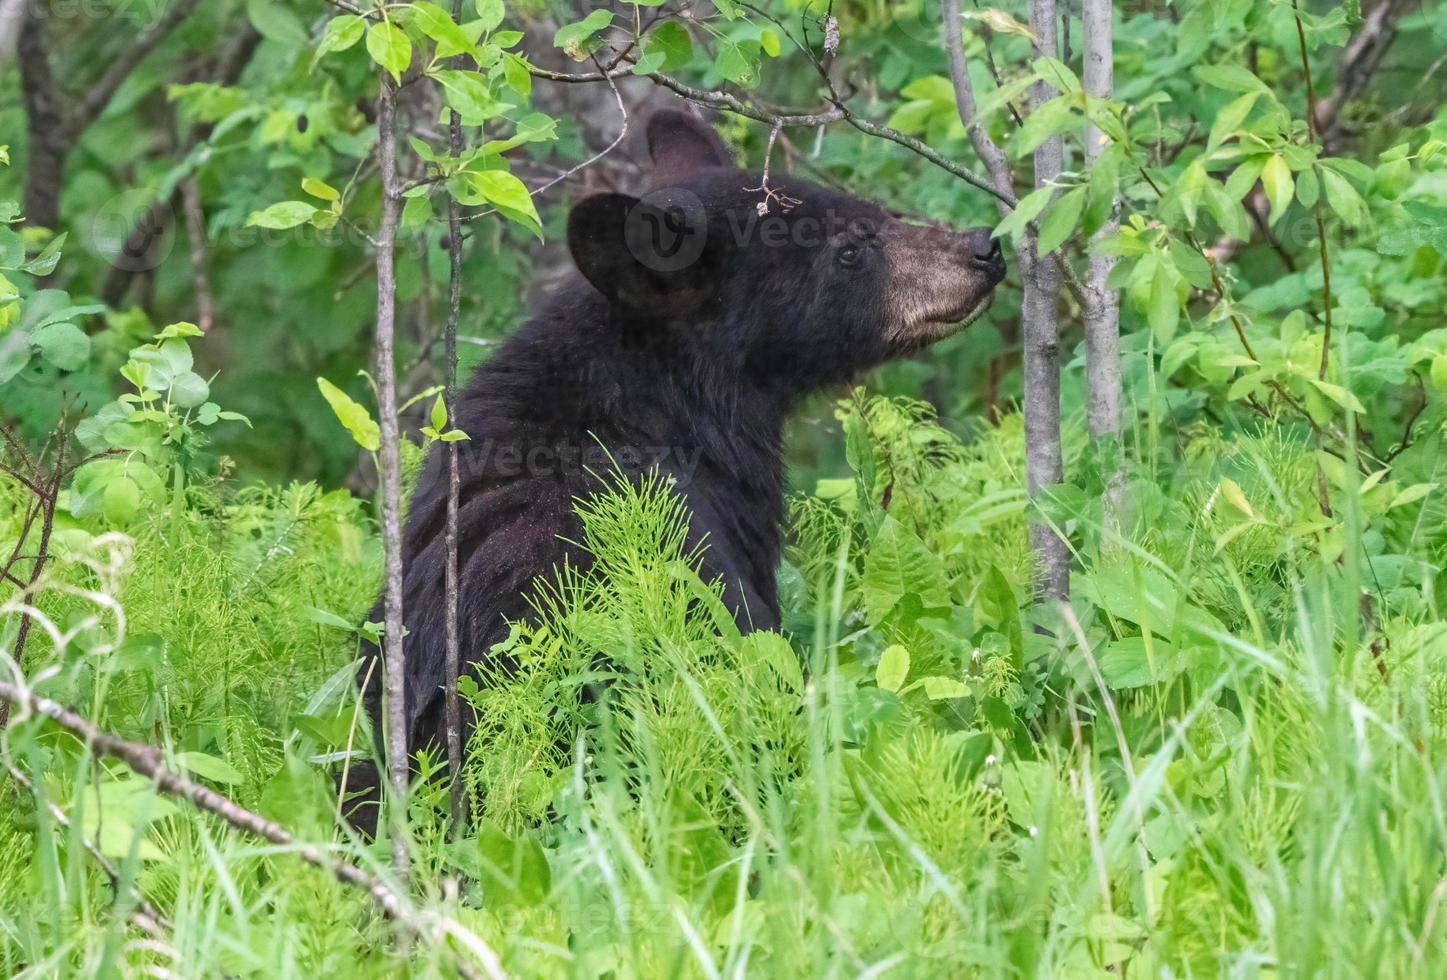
[3,393,1446,977]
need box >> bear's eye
[837,244,864,269]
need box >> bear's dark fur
[344,111,1004,828]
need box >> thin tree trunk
[373,74,410,886]
[17,3,67,231]
[443,0,466,832]
[1026,0,1069,601]
[1082,0,1123,528]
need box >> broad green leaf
[715,39,761,86]
[1389,484,1436,509]
[554,9,612,61]
[1308,378,1365,413]
[502,52,532,98]
[1033,56,1081,94]
[876,645,909,692]
[367,21,412,82]
[1148,264,1179,342]
[994,185,1053,243]
[246,200,318,229]
[1014,95,1074,156]
[410,1,478,59]
[468,169,539,227]
[317,377,380,452]
[1261,155,1294,225]
[1037,186,1084,255]
[32,320,90,371]
[301,177,340,202]
[635,22,693,75]
[435,69,507,124]
[1192,63,1265,92]
[476,0,505,33]
[175,752,245,785]
[1207,92,1258,152]
[921,676,971,700]
[313,14,365,68]
[862,516,950,623]
[1321,168,1368,227]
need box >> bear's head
[566,110,1006,389]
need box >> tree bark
[17,2,67,230]
[443,0,465,831]
[373,74,410,886]
[1025,0,1069,601]
[1082,0,1123,529]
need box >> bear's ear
[567,191,712,314]
[647,110,732,184]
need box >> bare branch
[0,678,505,979]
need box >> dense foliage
[2,0,1446,976]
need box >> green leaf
[103,475,142,524]
[468,169,539,227]
[410,1,478,58]
[313,14,365,68]
[862,516,950,623]
[367,21,412,82]
[401,194,433,230]
[875,644,910,692]
[1296,165,1320,208]
[715,38,761,87]
[553,10,612,61]
[434,69,507,124]
[1388,484,1436,509]
[760,28,781,58]
[174,752,245,785]
[21,232,65,276]
[1033,56,1081,94]
[634,21,692,75]
[1261,155,1294,225]
[502,52,532,98]
[1148,264,1180,342]
[430,394,448,432]
[1014,95,1074,157]
[1207,93,1258,152]
[301,177,340,202]
[317,377,380,452]
[32,320,90,371]
[475,0,505,33]
[1308,378,1365,413]
[246,200,318,229]
[921,676,971,700]
[1037,186,1084,255]
[994,185,1053,244]
[1320,168,1368,227]
[1192,63,1265,92]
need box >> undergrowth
[3,391,1447,977]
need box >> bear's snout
[882,219,1007,348]
[965,227,1007,283]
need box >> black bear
[345,110,1004,827]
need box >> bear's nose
[966,227,1003,269]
